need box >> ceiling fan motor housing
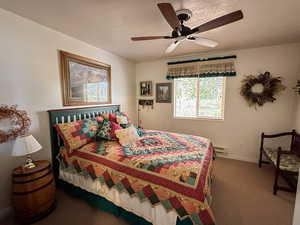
[176,9,193,22]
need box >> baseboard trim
[0,206,12,220]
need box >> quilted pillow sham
[55,118,100,151]
[96,119,122,141]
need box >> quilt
[59,130,215,225]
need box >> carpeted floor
[2,158,296,225]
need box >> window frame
[173,77,226,121]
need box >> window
[174,77,226,120]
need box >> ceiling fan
[131,3,243,54]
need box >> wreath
[0,105,31,143]
[240,71,285,107]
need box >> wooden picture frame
[156,83,172,103]
[140,81,153,96]
[60,51,111,106]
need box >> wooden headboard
[47,105,120,180]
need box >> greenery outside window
[174,77,226,120]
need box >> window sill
[173,116,224,122]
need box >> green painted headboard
[47,105,120,180]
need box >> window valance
[166,56,236,80]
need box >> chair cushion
[264,147,300,172]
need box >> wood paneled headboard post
[47,105,120,182]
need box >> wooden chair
[259,130,300,195]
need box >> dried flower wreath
[240,71,285,107]
[0,105,31,143]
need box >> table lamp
[12,135,42,169]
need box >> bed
[48,105,215,225]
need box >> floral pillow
[96,119,122,141]
[55,119,99,151]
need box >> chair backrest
[291,131,300,157]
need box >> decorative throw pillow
[94,115,104,123]
[120,123,145,137]
[96,119,122,141]
[116,115,128,125]
[115,125,140,147]
[96,119,112,140]
[118,112,131,123]
[55,119,99,151]
[110,121,123,139]
[135,126,145,136]
[103,112,131,124]
[108,113,117,123]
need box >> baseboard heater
[214,146,227,155]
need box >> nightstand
[12,160,56,224]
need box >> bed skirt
[57,179,193,225]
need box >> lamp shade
[12,135,42,157]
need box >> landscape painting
[60,51,111,106]
[156,83,172,103]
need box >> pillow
[115,125,140,147]
[108,113,117,123]
[118,112,131,123]
[96,119,122,141]
[103,112,131,124]
[95,115,104,123]
[116,115,128,125]
[135,126,145,136]
[110,121,123,139]
[55,119,99,151]
[120,123,145,137]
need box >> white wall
[295,98,300,132]
[0,8,136,213]
[136,43,300,163]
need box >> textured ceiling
[0,0,300,62]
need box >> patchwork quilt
[59,130,215,225]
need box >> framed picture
[140,81,153,96]
[60,51,111,106]
[156,83,172,103]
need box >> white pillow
[115,125,139,146]
[116,115,128,125]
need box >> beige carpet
[2,158,296,225]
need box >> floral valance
[166,56,236,80]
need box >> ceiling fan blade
[165,40,183,54]
[191,10,243,34]
[189,37,218,48]
[131,36,172,41]
[157,3,181,30]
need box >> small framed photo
[140,81,153,96]
[156,83,172,103]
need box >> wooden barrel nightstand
[12,160,56,224]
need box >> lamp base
[24,155,36,169]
